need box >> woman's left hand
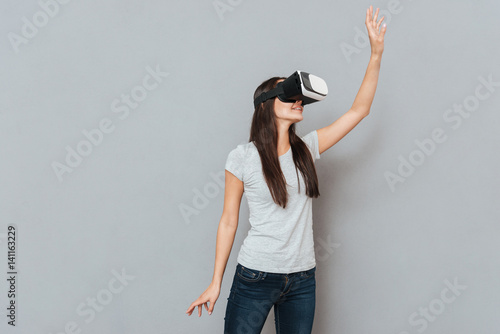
[365,5,387,57]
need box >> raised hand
[365,5,387,57]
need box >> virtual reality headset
[253,70,328,108]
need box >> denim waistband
[236,262,316,278]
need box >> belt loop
[262,271,267,279]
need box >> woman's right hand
[186,282,221,317]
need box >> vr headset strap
[253,84,284,108]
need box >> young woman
[186,6,387,333]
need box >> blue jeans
[224,263,316,334]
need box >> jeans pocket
[301,266,316,279]
[237,265,263,282]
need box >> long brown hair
[249,77,320,208]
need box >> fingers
[186,284,221,317]
[208,302,215,315]
[381,23,387,37]
[366,6,373,26]
[376,16,385,31]
[373,7,379,24]
[186,299,215,317]
[185,298,204,317]
[366,6,376,29]
[365,9,372,34]
[366,6,387,36]
[186,301,195,315]
[186,302,199,316]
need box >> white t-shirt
[225,130,321,273]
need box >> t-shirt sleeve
[301,130,321,161]
[225,146,245,182]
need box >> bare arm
[317,55,382,154]
[211,171,244,286]
[186,170,244,317]
[317,5,387,155]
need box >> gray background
[1,0,499,333]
